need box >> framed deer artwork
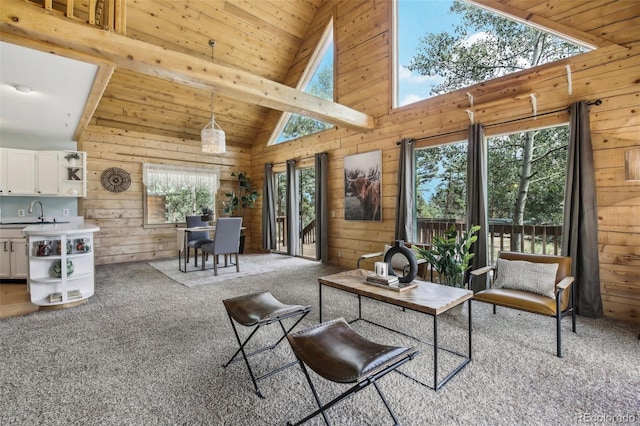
[344,150,382,221]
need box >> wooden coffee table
[318,269,473,390]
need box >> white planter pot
[445,301,465,316]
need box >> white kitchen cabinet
[23,222,99,307]
[0,148,86,197]
[0,228,29,279]
[0,148,7,195]
[6,149,36,195]
[36,151,60,195]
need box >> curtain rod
[401,99,602,144]
[270,152,326,167]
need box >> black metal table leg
[433,314,438,390]
[468,300,472,359]
[319,283,323,323]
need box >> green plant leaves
[414,224,480,287]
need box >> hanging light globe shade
[201,116,226,154]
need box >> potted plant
[64,152,81,166]
[414,224,481,288]
[222,172,259,253]
[200,206,213,223]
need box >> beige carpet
[149,252,319,287]
[1,260,638,425]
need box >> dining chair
[185,215,214,267]
[201,217,243,275]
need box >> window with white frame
[142,163,219,225]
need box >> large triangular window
[269,23,334,145]
[394,0,592,107]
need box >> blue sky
[397,0,459,106]
[278,1,460,142]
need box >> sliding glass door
[273,167,317,259]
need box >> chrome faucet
[28,200,45,222]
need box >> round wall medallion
[101,167,131,193]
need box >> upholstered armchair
[470,251,576,357]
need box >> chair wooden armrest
[556,276,574,291]
[356,251,384,269]
[470,265,494,277]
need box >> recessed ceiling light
[14,84,32,94]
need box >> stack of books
[48,289,82,303]
[364,274,418,292]
[365,274,399,287]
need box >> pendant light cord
[209,40,216,124]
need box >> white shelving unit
[23,223,99,307]
[60,151,87,197]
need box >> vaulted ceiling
[94,0,329,146]
[1,0,638,148]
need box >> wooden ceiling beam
[1,1,375,132]
[74,63,116,141]
[465,0,620,50]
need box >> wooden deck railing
[28,0,126,33]
[416,219,563,265]
[275,216,316,252]
[302,220,316,244]
[274,216,561,264]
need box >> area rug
[148,253,318,287]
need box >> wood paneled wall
[247,1,640,322]
[78,125,250,265]
[73,0,639,323]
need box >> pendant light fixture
[201,39,226,154]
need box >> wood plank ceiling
[96,0,326,147]
[10,0,640,149]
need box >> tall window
[274,172,287,252]
[269,22,334,144]
[415,142,468,243]
[416,142,467,221]
[394,0,590,107]
[142,164,219,226]
[486,125,568,258]
[415,125,568,260]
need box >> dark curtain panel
[262,163,276,251]
[315,152,329,262]
[394,139,415,242]
[562,101,603,317]
[467,123,489,293]
[286,159,300,256]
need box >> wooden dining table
[176,226,245,272]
